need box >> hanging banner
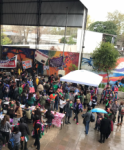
[49,56,63,67]
[22,60,32,69]
[35,50,49,64]
[0,56,17,68]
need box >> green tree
[86,15,94,29]
[107,10,124,34]
[1,32,12,45]
[60,37,67,43]
[87,21,117,42]
[92,42,119,82]
[67,36,76,44]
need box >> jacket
[39,96,47,106]
[118,105,124,116]
[27,97,36,106]
[100,118,111,137]
[85,93,91,104]
[64,102,73,117]
[16,107,23,118]
[45,112,54,124]
[37,84,44,92]
[111,103,119,113]
[19,122,30,136]
[73,103,83,113]
[84,111,92,122]
[0,121,11,132]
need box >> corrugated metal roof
[0,0,87,27]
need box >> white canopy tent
[60,70,103,87]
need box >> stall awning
[0,0,87,27]
[60,70,103,87]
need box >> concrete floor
[3,103,124,150]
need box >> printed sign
[0,56,17,68]
[35,50,49,64]
[22,60,32,69]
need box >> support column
[78,8,87,70]
[0,0,3,59]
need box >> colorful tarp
[0,56,17,68]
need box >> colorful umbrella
[91,108,107,114]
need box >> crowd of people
[0,69,123,150]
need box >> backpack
[121,106,124,115]
[36,122,45,138]
[90,113,95,122]
[8,133,16,150]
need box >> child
[9,126,21,150]
[59,97,66,113]
[64,100,73,124]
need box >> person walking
[99,114,111,143]
[117,101,124,126]
[83,107,92,135]
[73,99,83,125]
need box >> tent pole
[62,7,68,70]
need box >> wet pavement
[3,102,124,150]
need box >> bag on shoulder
[8,133,16,150]
[121,106,124,115]
[90,113,95,122]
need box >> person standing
[84,90,91,111]
[117,101,124,126]
[19,118,30,150]
[0,115,11,146]
[15,101,23,121]
[32,115,42,150]
[8,100,16,118]
[9,126,21,150]
[99,114,111,143]
[64,100,73,124]
[111,100,119,123]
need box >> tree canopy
[86,15,94,29]
[107,10,124,34]
[87,21,117,42]
[1,32,12,45]
[92,42,119,81]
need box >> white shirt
[59,99,66,109]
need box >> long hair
[5,115,10,122]
[28,93,33,100]
[1,116,7,127]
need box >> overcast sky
[81,0,124,21]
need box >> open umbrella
[91,108,107,114]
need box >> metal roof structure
[0,0,87,27]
